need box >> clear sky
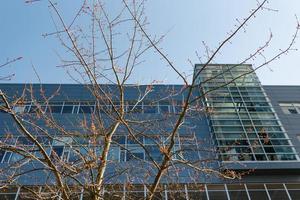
[1,0,300,85]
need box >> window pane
[103,192,124,200]
[28,106,37,113]
[207,191,228,200]
[167,192,186,200]
[68,150,80,163]
[145,146,163,161]
[112,136,126,144]
[126,192,145,200]
[3,152,12,163]
[188,192,207,200]
[62,105,73,113]
[268,190,289,200]
[46,105,62,113]
[108,147,120,161]
[159,105,169,113]
[13,106,25,113]
[228,190,249,200]
[10,153,23,162]
[51,146,64,158]
[79,105,95,113]
[17,137,34,145]
[127,105,143,113]
[0,150,5,162]
[143,106,157,113]
[248,191,269,200]
[127,152,144,161]
[0,194,16,200]
[288,108,298,114]
[288,190,300,199]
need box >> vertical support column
[224,184,230,200]
[164,185,168,200]
[283,183,292,200]
[263,184,271,200]
[123,183,126,200]
[14,187,20,200]
[184,184,189,200]
[244,184,251,200]
[79,187,84,200]
[205,184,210,200]
[144,185,147,199]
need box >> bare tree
[0,0,299,199]
[0,57,22,81]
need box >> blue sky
[1,0,300,85]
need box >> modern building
[0,64,300,199]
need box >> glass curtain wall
[195,64,298,162]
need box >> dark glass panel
[167,192,187,200]
[228,190,249,200]
[0,194,16,200]
[28,106,39,113]
[268,190,289,200]
[0,150,5,162]
[62,105,73,113]
[143,106,157,113]
[159,105,170,113]
[3,152,12,163]
[125,192,145,200]
[126,152,144,161]
[112,135,126,144]
[127,105,143,113]
[288,190,300,199]
[102,192,124,200]
[51,146,64,158]
[17,137,34,145]
[46,105,62,113]
[145,146,163,161]
[188,191,207,200]
[78,105,95,114]
[207,191,228,200]
[248,191,269,200]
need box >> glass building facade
[1,66,300,200]
[1,183,300,200]
[195,64,299,162]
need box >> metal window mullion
[124,136,127,162]
[71,103,75,114]
[7,151,12,163]
[283,183,292,200]
[244,184,251,200]
[61,101,65,114]
[194,132,202,160]
[184,184,189,200]
[224,184,230,200]
[93,101,96,114]
[77,102,81,114]
[123,183,126,200]
[79,187,84,200]
[264,184,271,200]
[205,184,210,200]
[144,185,147,198]
[14,187,20,200]
[27,101,33,113]
[164,185,168,200]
